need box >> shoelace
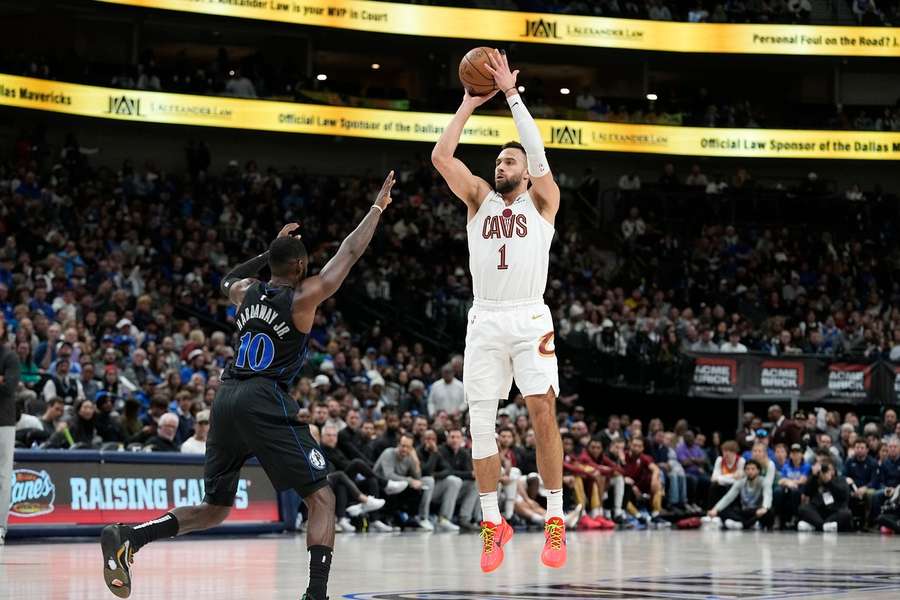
[479,525,497,554]
[545,522,564,550]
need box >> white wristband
[370,204,383,215]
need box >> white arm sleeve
[506,94,550,178]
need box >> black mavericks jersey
[223,281,309,388]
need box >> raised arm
[292,171,395,329]
[220,223,300,306]
[484,49,560,223]
[431,92,496,221]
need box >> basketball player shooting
[99,172,396,600]
[431,49,566,572]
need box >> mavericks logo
[105,94,142,117]
[10,469,56,517]
[550,126,584,146]
[308,448,327,471]
[522,19,560,39]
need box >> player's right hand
[374,170,395,211]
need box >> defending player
[431,49,566,572]
[100,172,396,600]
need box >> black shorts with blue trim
[203,377,330,506]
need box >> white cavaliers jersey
[466,190,554,302]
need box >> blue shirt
[743,447,777,464]
[780,461,811,481]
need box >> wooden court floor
[2,530,899,599]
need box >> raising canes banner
[7,451,280,530]
[688,354,895,403]
[94,0,900,57]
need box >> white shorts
[463,299,560,403]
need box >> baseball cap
[755,428,769,438]
[409,379,425,391]
[196,410,210,424]
[602,319,614,328]
[188,349,204,361]
[116,318,132,329]
[790,443,803,452]
[312,374,330,388]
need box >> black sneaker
[300,594,329,600]
[101,524,137,598]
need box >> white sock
[546,489,564,520]
[480,492,502,524]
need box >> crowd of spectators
[2,127,900,536]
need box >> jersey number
[497,244,509,270]
[235,332,275,371]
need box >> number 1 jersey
[224,281,309,387]
[466,190,554,303]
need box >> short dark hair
[268,236,307,277]
[746,459,762,471]
[498,426,516,436]
[500,140,526,156]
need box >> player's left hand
[277,223,301,238]
[484,49,519,96]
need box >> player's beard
[495,173,522,194]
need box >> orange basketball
[459,47,496,96]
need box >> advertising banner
[7,452,280,528]
[95,0,900,57]
[3,74,900,160]
[687,354,895,403]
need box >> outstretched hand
[277,223,301,238]
[484,48,519,96]
[374,170,396,211]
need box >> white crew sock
[546,489,564,520]
[480,492,502,524]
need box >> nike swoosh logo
[532,314,542,320]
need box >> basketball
[459,47,496,96]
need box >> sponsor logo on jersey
[538,332,555,357]
[308,448,327,470]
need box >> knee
[447,475,462,489]
[422,476,435,487]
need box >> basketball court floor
[2,530,899,599]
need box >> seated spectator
[770,404,802,447]
[798,457,852,531]
[37,398,66,441]
[621,207,646,242]
[440,428,480,531]
[685,164,708,188]
[319,425,386,533]
[845,439,879,527]
[46,399,97,449]
[581,436,628,519]
[876,486,900,534]
[180,410,210,454]
[618,173,641,192]
[719,330,748,353]
[706,459,774,529]
[652,430,689,511]
[172,390,196,444]
[144,413,180,452]
[42,358,84,405]
[515,473,586,530]
[94,392,125,443]
[805,432,844,475]
[374,433,429,530]
[417,429,462,532]
[368,407,402,460]
[426,365,465,419]
[742,429,776,463]
[872,437,900,520]
[775,443,810,528]
[622,436,664,521]
[677,430,710,508]
[711,440,745,506]
[562,433,604,518]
